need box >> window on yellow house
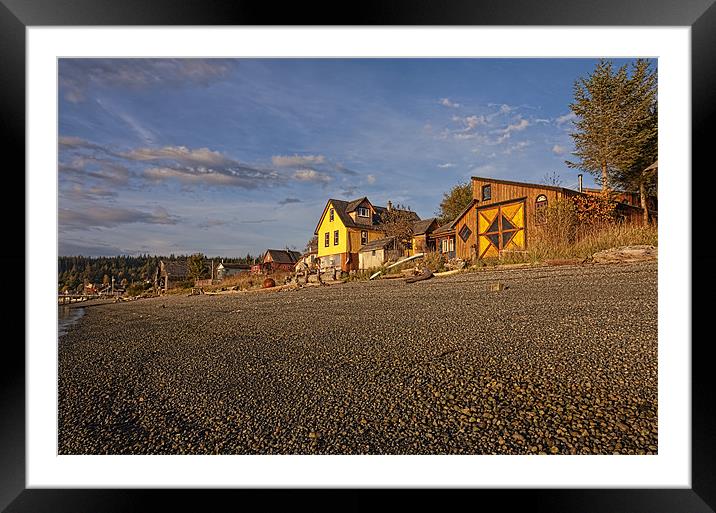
[330,208,334,221]
[361,230,368,245]
[334,230,339,245]
[324,232,330,247]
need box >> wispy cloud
[123,145,232,166]
[502,141,531,155]
[60,58,237,103]
[555,112,577,126]
[62,184,118,201]
[272,154,326,167]
[96,98,157,144]
[293,169,332,183]
[437,163,456,168]
[59,205,178,230]
[278,197,302,206]
[366,174,376,184]
[439,98,461,108]
[197,218,228,228]
[59,158,131,187]
[238,218,277,224]
[143,165,278,188]
[552,144,567,155]
[494,117,530,143]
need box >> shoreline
[58,261,658,455]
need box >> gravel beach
[58,261,658,455]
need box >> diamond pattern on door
[477,201,526,259]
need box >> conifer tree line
[58,254,257,292]
[566,59,657,222]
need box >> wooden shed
[358,237,401,270]
[450,175,648,262]
[430,222,456,259]
[261,249,302,273]
[216,262,251,280]
[411,218,439,255]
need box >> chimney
[578,174,583,193]
[387,200,392,211]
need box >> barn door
[477,200,526,259]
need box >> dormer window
[481,184,492,201]
[357,206,370,217]
[329,208,335,222]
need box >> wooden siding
[472,177,572,221]
[348,227,382,253]
[470,177,580,253]
[454,205,479,260]
[347,198,375,226]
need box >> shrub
[421,250,447,272]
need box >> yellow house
[314,197,417,272]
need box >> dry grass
[493,221,658,265]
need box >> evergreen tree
[610,60,658,223]
[566,59,657,196]
[187,253,207,282]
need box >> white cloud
[366,174,376,184]
[555,112,577,126]
[552,144,568,155]
[439,98,461,108]
[503,141,531,155]
[124,146,231,166]
[464,115,487,129]
[293,169,332,183]
[504,118,530,133]
[437,163,456,168]
[271,154,326,167]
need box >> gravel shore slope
[58,261,657,455]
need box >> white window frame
[357,206,370,217]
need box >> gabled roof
[314,197,420,234]
[346,196,370,213]
[471,175,579,196]
[264,249,302,264]
[413,218,438,235]
[358,237,396,252]
[433,222,456,236]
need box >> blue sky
[58,58,653,257]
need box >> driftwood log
[405,268,433,284]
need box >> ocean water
[58,306,85,338]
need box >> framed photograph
[4,0,714,511]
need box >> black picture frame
[2,1,714,511]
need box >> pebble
[58,262,658,455]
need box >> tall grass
[495,199,657,264]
